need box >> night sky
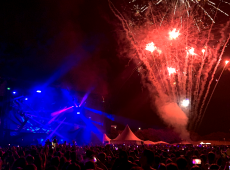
[0,0,230,135]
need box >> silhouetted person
[166,163,178,170]
[26,155,34,165]
[176,157,187,170]
[50,156,60,168]
[208,152,215,165]
[115,150,137,170]
[24,164,37,170]
[190,165,201,170]
[12,158,27,170]
[158,163,167,170]
[140,149,155,170]
[66,163,81,170]
[209,164,219,170]
[154,156,161,169]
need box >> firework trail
[195,35,230,130]
[108,0,230,137]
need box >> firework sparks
[202,49,205,55]
[109,0,230,134]
[188,47,196,55]
[181,99,190,107]
[146,42,157,53]
[167,67,176,75]
[169,28,180,40]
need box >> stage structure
[0,79,114,146]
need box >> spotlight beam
[45,117,66,141]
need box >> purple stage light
[13,91,16,94]
[25,98,28,100]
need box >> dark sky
[0,0,229,135]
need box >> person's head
[49,149,54,156]
[98,152,106,162]
[166,158,173,164]
[155,155,161,165]
[208,152,215,164]
[60,156,67,168]
[166,163,178,170]
[23,164,37,170]
[34,155,42,170]
[18,150,25,157]
[86,150,94,159]
[140,149,155,167]
[119,150,128,162]
[194,150,199,157]
[54,151,61,157]
[130,151,137,158]
[66,163,81,170]
[129,156,134,163]
[46,165,57,170]
[158,163,167,170]
[64,151,70,160]
[26,155,34,165]
[190,165,201,170]
[85,161,95,170]
[12,158,27,170]
[163,151,169,158]
[216,158,222,167]
[70,151,77,162]
[209,164,219,170]
[200,154,206,164]
[62,162,70,170]
[176,157,187,170]
[175,151,181,158]
[130,167,144,170]
[51,156,60,167]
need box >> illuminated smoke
[155,97,189,140]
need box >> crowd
[0,140,230,170]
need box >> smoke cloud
[154,96,190,140]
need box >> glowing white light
[169,28,180,40]
[225,60,229,65]
[146,42,156,52]
[200,142,211,145]
[188,47,196,55]
[167,67,176,75]
[202,49,205,54]
[181,99,190,107]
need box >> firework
[181,99,190,108]
[108,0,230,132]
[167,67,176,76]
[169,29,180,40]
[145,42,157,53]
